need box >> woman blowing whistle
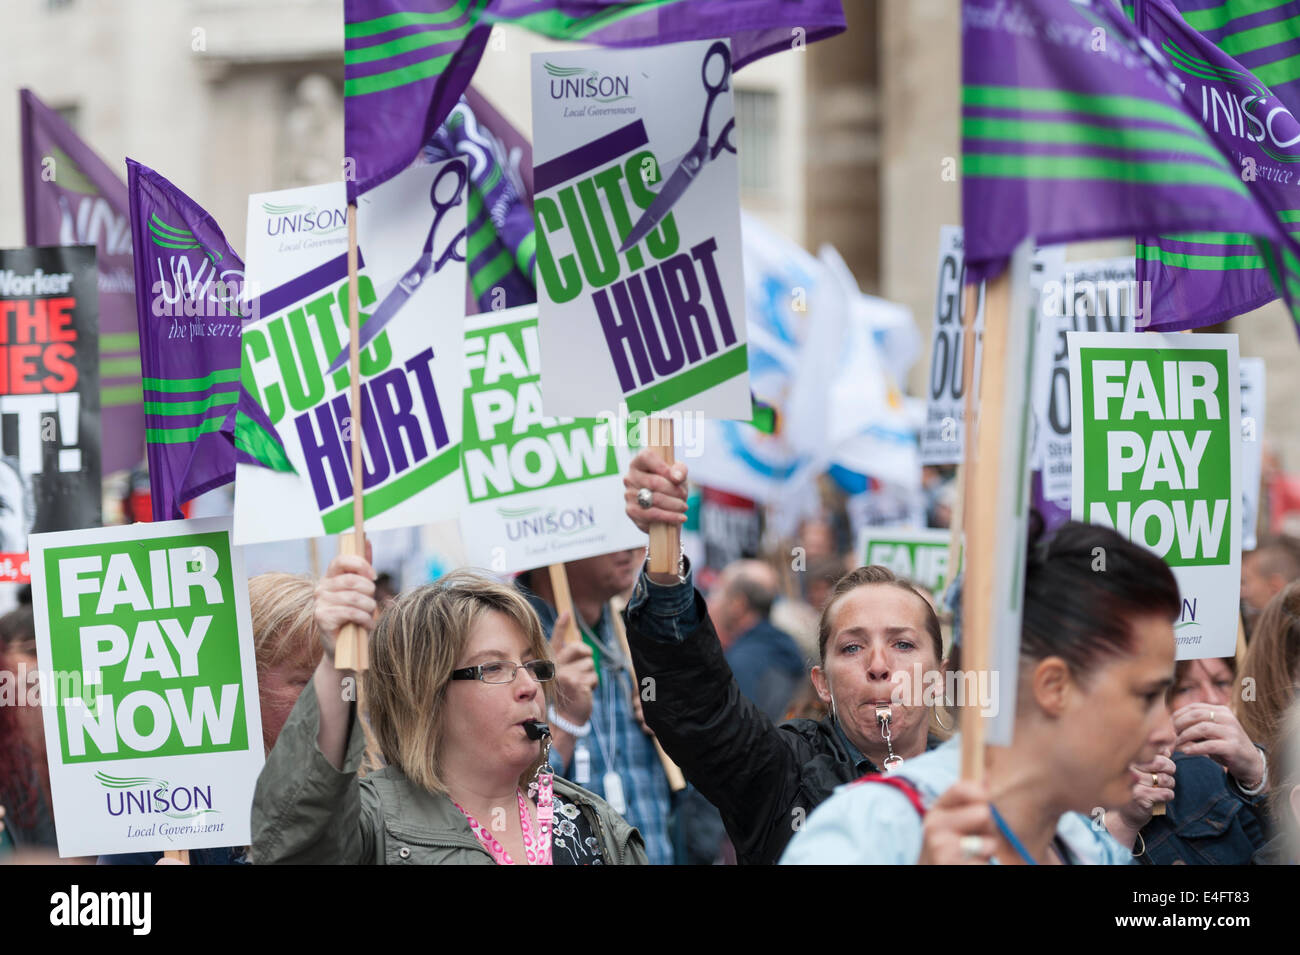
[251,545,646,865]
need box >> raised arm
[622,451,806,861]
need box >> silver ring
[959,835,984,859]
[636,488,654,509]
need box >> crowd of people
[2,450,1299,866]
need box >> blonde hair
[1269,699,1300,863]
[249,573,322,674]
[364,570,553,795]
[1238,581,1300,751]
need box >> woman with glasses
[251,551,647,865]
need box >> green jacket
[251,677,647,865]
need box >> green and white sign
[1069,332,1240,660]
[459,306,644,573]
[31,517,262,857]
[234,160,467,545]
[530,41,750,419]
[860,527,952,595]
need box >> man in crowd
[1241,535,1300,635]
[708,560,806,723]
[518,548,675,865]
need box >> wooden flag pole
[646,416,679,574]
[610,598,687,792]
[958,270,1010,784]
[547,563,580,647]
[336,203,368,672]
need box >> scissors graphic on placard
[617,41,736,254]
[327,161,467,374]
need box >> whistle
[874,703,892,727]
[523,719,551,741]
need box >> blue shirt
[521,588,675,866]
[780,736,1134,865]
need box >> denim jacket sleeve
[251,676,381,864]
[1140,753,1269,866]
[625,559,699,643]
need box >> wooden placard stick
[610,599,687,792]
[547,563,581,647]
[646,416,680,575]
[335,203,369,672]
[958,269,1009,785]
[163,849,189,863]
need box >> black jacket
[627,589,895,865]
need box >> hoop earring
[932,702,953,732]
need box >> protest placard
[458,305,644,573]
[860,527,952,595]
[1032,257,1137,508]
[530,40,750,420]
[0,245,101,583]
[920,226,983,465]
[1239,357,1265,552]
[921,228,1063,465]
[1069,332,1240,660]
[234,160,467,545]
[30,516,262,857]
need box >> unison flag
[961,0,1278,286]
[127,160,293,521]
[343,0,846,200]
[423,91,537,312]
[1134,0,1300,331]
[20,89,143,474]
[1164,0,1300,116]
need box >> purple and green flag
[127,160,293,521]
[20,89,144,474]
[1162,0,1300,116]
[344,0,846,200]
[1133,0,1300,331]
[961,0,1279,289]
[423,89,538,312]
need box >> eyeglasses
[450,660,556,685]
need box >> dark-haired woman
[780,519,1180,864]
[621,452,949,865]
[0,608,57,852]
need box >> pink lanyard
[456,774,554,866]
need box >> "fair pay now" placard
[31,516,262,857]
[1069,332,1240,660]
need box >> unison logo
[148,214,222,265]
[545,62,631,102]
[262,201,348,237]
[496,504,596,541]
[97,771,220,820]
